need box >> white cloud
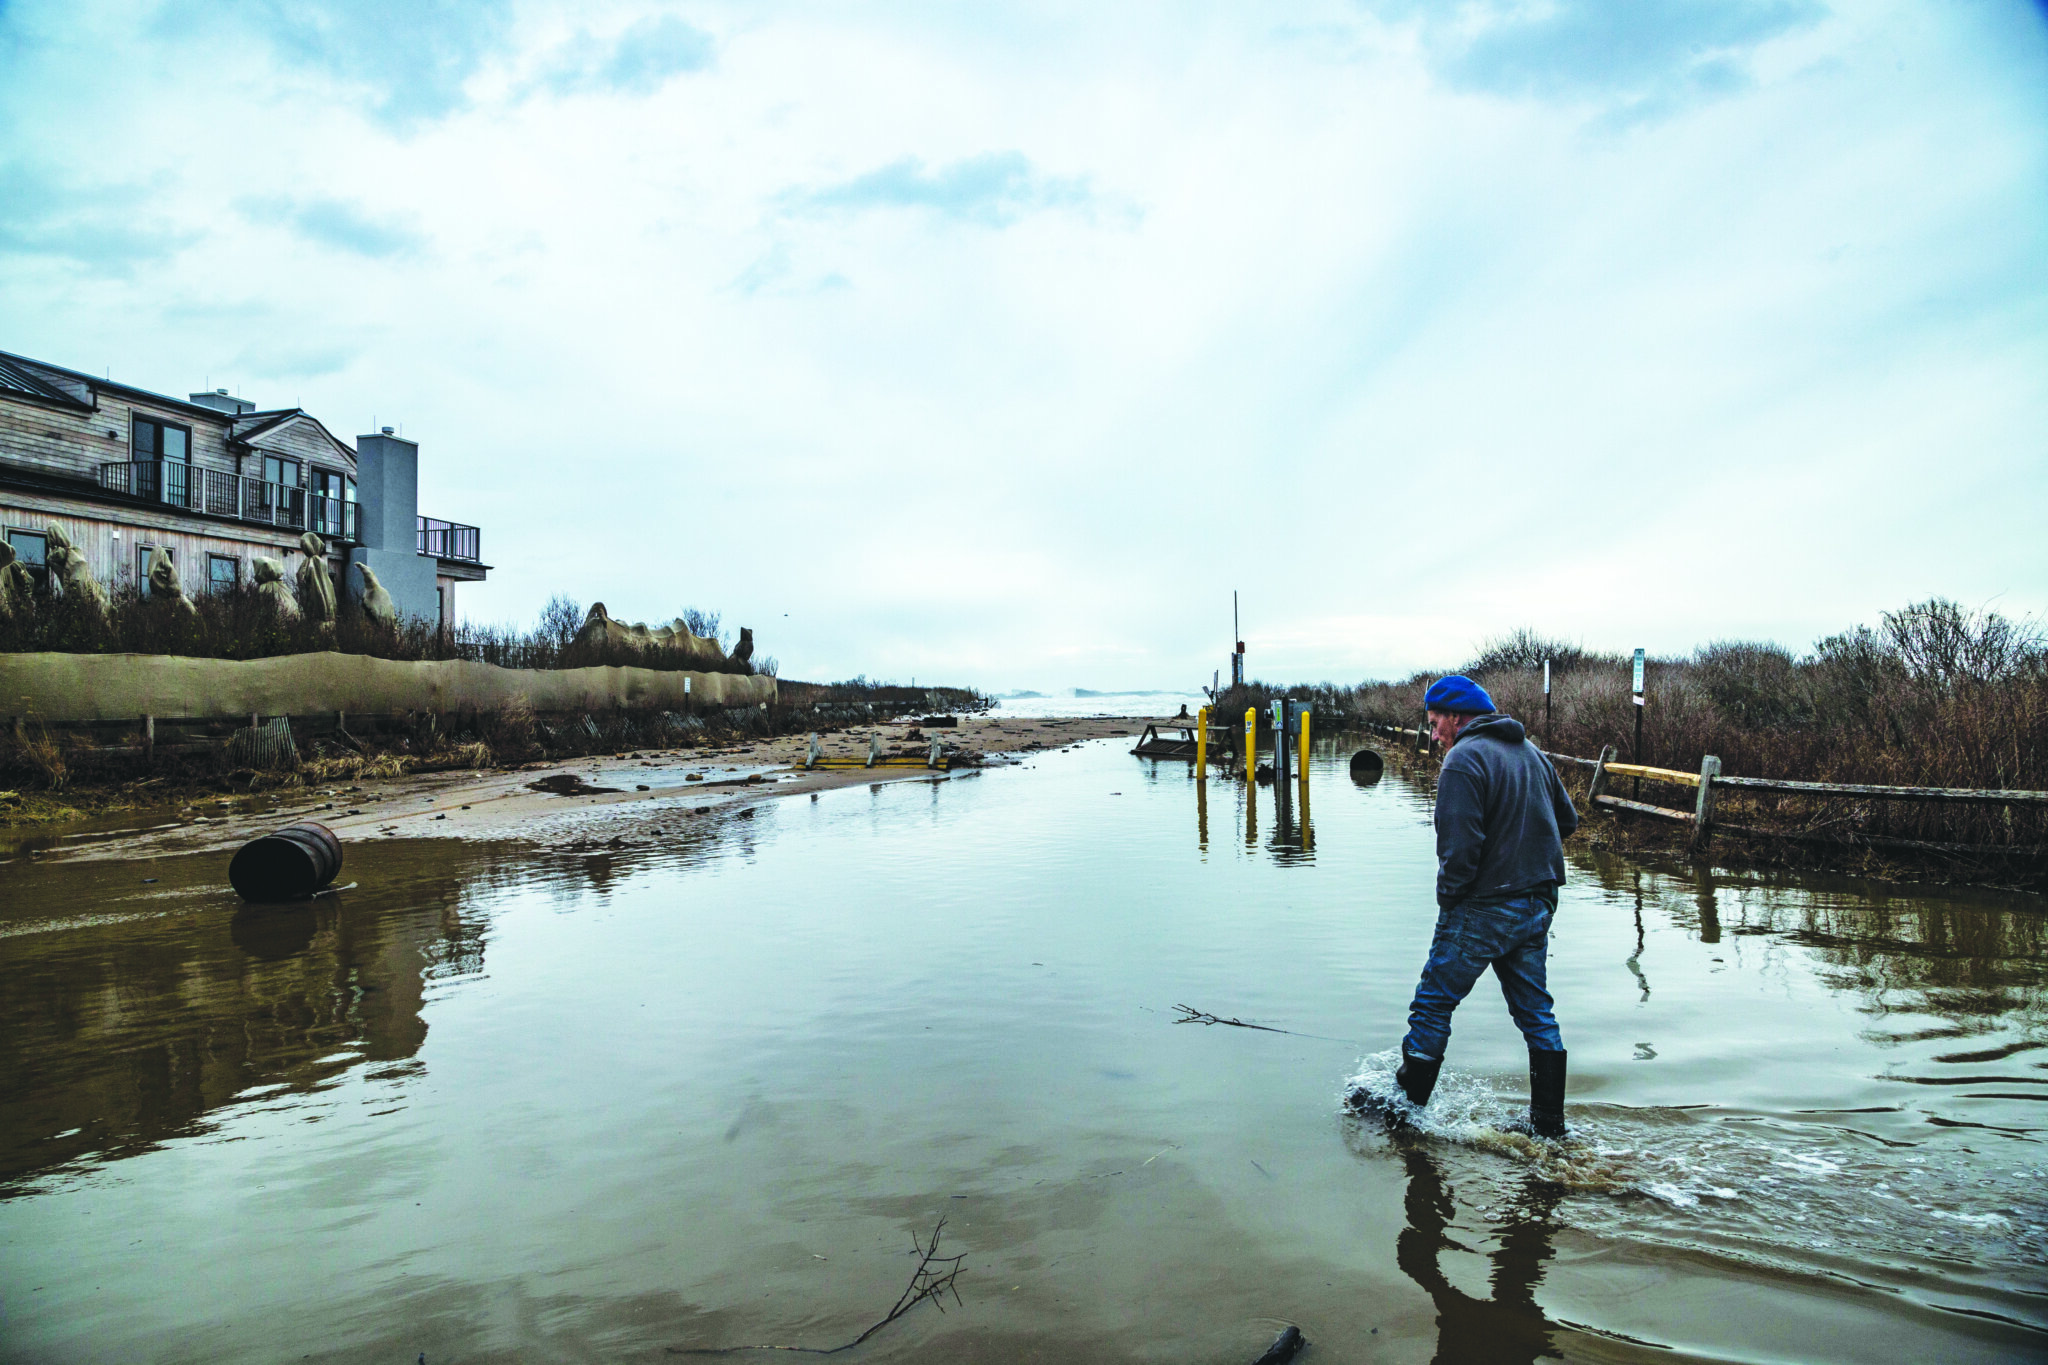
[1,0,2043,689]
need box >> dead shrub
[19,725,67,793]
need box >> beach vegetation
[1231,597,2048,869]
[0,582,759,675]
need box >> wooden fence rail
[1711,776,2048,804]
[1366,726,2046,860]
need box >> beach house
[0,347,487,627]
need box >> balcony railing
[98,460,359,542]
[418,516,481,563]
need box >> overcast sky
[3,1,2043,690]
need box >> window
[263,454,300,488]
[132,416,190,462]
[138,544,172,595]
[208,554,238,594]
[6,529,47,590]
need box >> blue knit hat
[1423,674,1494,714]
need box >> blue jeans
[1402,893,1562,1061]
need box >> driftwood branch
[668,1219,965,1356]
[1173,1004,1291,1034]
[1172,1004,1358,1046]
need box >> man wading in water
[1361,674,1579,1137]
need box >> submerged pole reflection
[1196,775,1209,852]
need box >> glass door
[132,417,192,506]
[261,454,304,529]
[310,468,347,538]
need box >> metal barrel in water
[1349,749,1385,783]
[229,820,344,902]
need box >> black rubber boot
[1395,1051,1443,1110]
[1526,1048,1567,1138]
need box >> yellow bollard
[1196,705,1208,773]
[1244,706,1257,778]
[1298,709,1311,785]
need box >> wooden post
[805,733,821,770]
[1244,706,1256,779]
[865,734,881,768]
[1689,754,1721,854]
[1195,705,1208,772]
[143,714,154,767]
[1543,660,1552,750]
[928,734,942,769]
[1588,744,1616,802]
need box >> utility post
[1271,698,1290,781]
[1543,659,1552,751]
[1631,648,1646,800]
[1297,703,1310,785]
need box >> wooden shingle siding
[0,496,341,592]
[0,393,234,483]
[241,414,356,481]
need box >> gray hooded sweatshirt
[1435,712,1579,911]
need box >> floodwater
[1,739,2043,1363]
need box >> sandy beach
[6,711,1183,867]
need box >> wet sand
[1,713,1177,867]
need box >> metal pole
[1631,647,1646,800]
[1244,705,1256,779]
[1298,705,1310,785]
[1195,705,1208,773]
[1543,659,1552,751]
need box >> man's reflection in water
[1395,1143,1565,1364]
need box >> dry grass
[1252,599,2048,868]
[416,740,492,773]
[16,723,67,793]
[300,752,416,783]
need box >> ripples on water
[1341,1050,2046,1283]
[0,736,2042,1362]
